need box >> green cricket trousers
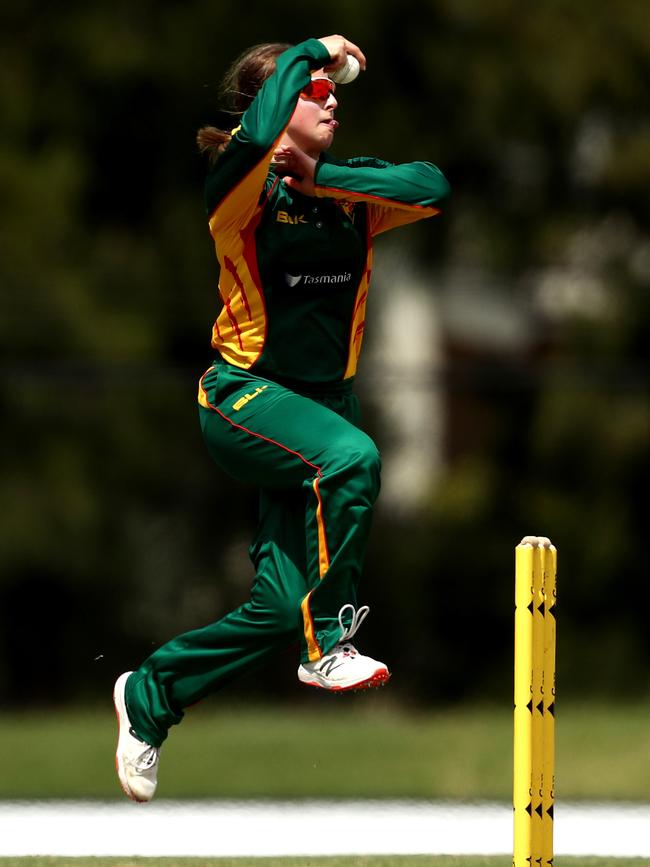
[125,359,381,746]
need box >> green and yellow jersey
[203,38,450,386]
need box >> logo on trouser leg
[232,385,268,411]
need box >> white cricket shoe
[113,671,160,803]
[298,604,390,692]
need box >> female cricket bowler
[113,34,450,802]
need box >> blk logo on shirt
[276,210,307,225]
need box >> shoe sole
[299,668,391,693]
[113,671,147,804]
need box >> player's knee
[247,592,302,636]
[346,435,382,503]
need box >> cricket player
[114,33,450,802]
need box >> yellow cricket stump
[513,535,557,867]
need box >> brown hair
[197,42,292,163]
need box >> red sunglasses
[300,78,336,101]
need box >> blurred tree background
[1,0,648,708]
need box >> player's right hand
[317,35,366,72]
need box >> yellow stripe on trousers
[300,478,331,661]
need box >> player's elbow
[426,165,451,205]
[436,173,451,203]
[409,163,451,207]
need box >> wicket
[513,535,557,867]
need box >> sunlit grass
[0,699,648,801]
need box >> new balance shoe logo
[318,656,344,677]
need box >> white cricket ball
[330,54,360,85]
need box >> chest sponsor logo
[284,272,352,288]
[276,210,307,225]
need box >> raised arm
[204,38,331,227]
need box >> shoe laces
[338,603,369,642]
[133,745,159,773]
[127,729,159,772]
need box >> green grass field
[0,858,649,867]
[2,700,649,866]
[1,698,649,800]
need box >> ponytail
[197,42,291,163]
[196,126,232,164]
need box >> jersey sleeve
[204,38,331,231]
[313,155,451,236]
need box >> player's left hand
[272,145,317,196]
